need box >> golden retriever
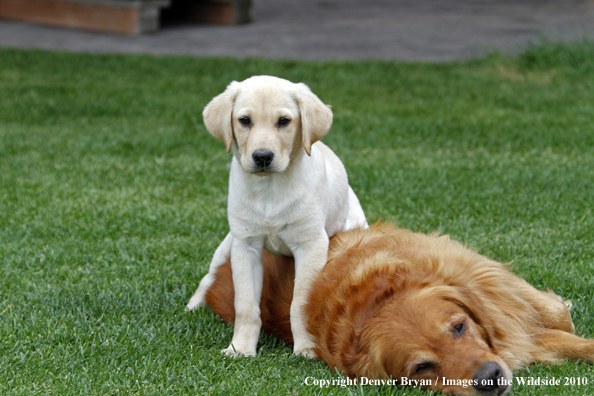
[205,222,594,395]
[186,76,367,358]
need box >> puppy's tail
[205,251,296,344]
[204,259,236,324]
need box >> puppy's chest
[255,208,303,255]
[262,224,293,256]
[234,208,301,257]
[230,182,306,224]
[229,174,313,255]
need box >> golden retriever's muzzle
[473,362,508,395]
[251,149,275,173]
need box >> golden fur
[206,222,594,395]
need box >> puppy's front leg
[222,236,265,357]
[290,231,329,358]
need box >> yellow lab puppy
[187,76,367,358]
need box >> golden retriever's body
[206,222,594,395]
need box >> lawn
[1,42,594,395]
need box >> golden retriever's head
[355,285,513,396]
[202,75,333,175]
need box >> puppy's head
[355,286,513,396]
[202,75,333,175]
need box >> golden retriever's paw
[221,345,256,358]
[293,346,318,359]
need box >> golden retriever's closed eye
[206,222,594,395]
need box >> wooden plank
[0,0,144,34]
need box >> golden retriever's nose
[473,362,505,393]
[252,150,275,168]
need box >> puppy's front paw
[293,346,318,359]
[293,333,318,358]
[222,344,257,358]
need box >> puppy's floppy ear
[203,81,240,153]
[294,83,333,156]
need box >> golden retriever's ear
[294,83,333,156]
[203,81,240,153]
[437,286,496,348]
[350,354,384,378]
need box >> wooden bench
[0,0,251,35]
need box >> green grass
[1,41,594,395]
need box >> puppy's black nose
[473,362,503,392]
[252,150,274,168]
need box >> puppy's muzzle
[252,149,275,171]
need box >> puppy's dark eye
[453,322,466,336]
[414,362,434,375]
[278,117,290,127]
[239,116,251,126]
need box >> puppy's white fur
[187,76,367,358]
